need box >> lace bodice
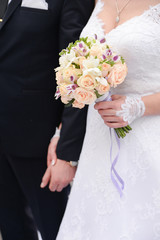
[81,1,160,96]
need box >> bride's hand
[94,95,128,128]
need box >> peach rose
[56,71,63,84]
[108,63,127,87]
[63,67,82,83]
[59,84,68,96]
[101,63,111,78]
[61,95,71,104]
[72,100,85,109]
[77,74,96,90]
[96,83,110,95]
[73,68,82,80]
[74,87,96,105]
[63,67,74,82]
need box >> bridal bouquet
[55,35,132,138]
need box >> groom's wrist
[51,127,61,142]
[68,161,78,167]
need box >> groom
[0,0,94,239]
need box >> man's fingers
[40,168,51,188]
[56,185,64,192]
[49,173,58,192]
[47,153,51,167]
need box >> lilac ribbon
[103,93,124,197]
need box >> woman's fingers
[111,94,122,101]
[95,101,118,110]
[104,121,128,128]
[98,109,116,116]
[102,116,123,122]
[40,167,51,188]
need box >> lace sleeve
[80,0,105,39]
[145,4,160,24]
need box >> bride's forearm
[142,92,160,116]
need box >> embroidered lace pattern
[116,96,146,124]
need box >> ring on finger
[51,159,55,166]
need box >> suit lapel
[0,0,22,30]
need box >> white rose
[96,77,108,86]
[83,68,102,77]
[82,56,100,69]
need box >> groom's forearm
[56,106,88,162]
[56,0,94,162]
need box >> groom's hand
[41,159,76,192]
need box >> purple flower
[55,89,61,99]
[106,49,112,56]
[113,55,119,61]
[100,38,106,43]
[70,76,74,82]
[94,34,98,40]
[79,43,83,48]
[73,47,82,56]
[72,84,78,90]
[102,54,106,60]
[66,84,78,93]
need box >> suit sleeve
[56,0,94,162]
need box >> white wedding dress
[56,1,160,239]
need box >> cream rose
[96,83,110,95]
[72,100,85,109]
[90,45,103,59]
[63,67,75,83]
[82,57,99,69]
[79,56,86,69]
[77,74,96,90]
[101,63,111,78]
[108,63,127,87]
[74,88,96,105]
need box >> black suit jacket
[0,0,94,158]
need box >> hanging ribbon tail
[110,128,124,197]
[103,92,125,197]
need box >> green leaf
[59,49,67,56]
[121,56,125,64]
[106,60,115,67]
[95,89,103,98]
[72,63,80,69]
[65,99,75,108]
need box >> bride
[56,0,160,239]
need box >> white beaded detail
[116,96,146,124]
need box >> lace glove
[116,96,145,124]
